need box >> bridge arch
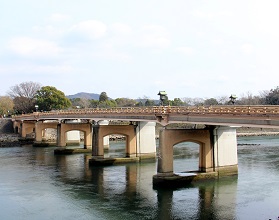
[103,132,127,158]
[157,129,213,175]
[35,121,58,142]
[92,125,136,158]
[57,123,92,148]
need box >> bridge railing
[13,105,279,121]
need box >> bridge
[14,105,279,127]
[13,105,279,187]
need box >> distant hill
[67,92,100,100]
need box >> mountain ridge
[67,92,100,100]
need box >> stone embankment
[0,133,21,147]
[0,118,21,147]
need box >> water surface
[0,136,279,220]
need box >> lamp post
[157,91,167,106]
[229,94,237,105]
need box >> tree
[36,86,71,111]
[99,92,108,102]
[8,81,41,99]
[13,96,35,114]
[216,96,229,105]
[192,98,204,106]
[237,92,264,105]
[204,98,219,106]
[0,96,14,116]
[98,100,117,108]
[145,99,156,106]
[170,98,184,106]
[8,81,41,113]
[115,98,137,107]
[135,101,144,107]
[181,97,194,106]
[70,98,90,108]
[265,86,279,105]
[89,100,99,108]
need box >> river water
[0,136,279,220]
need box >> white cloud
[138,25,170,49]
[192,10,233,19]
[250,1,279,37]
[176,46,195,55]
[92,43,132,62]
[8,37,63,57]
[0,63,73,74]
[47,13,70,23]
[241,44,254,55]
[70,20,107,39]
[32,25,64,38]
[111,23,132,35]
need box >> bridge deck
[13,105,279,128]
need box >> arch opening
[42,128,57,143]
[173,141,200,173]
[104,133,127,158]
[64,130,84,148]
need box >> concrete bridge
[13,105,279,187]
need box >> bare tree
[7,81,41,114]
[192,98,204,106]
[237,91,264,105]
[216,96,230,105]
[8,81,41,99]
[181,97,194,106]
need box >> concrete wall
[213,126,238,174]
[136,122,156,158]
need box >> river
[0,136,279,220]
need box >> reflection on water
[0,136,279,219]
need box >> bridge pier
[21,121,35,138]
[98,120,110,150]
[153,126,238,187]
[213,126,238,175]
[91,124,137,158]
[136,121,156,159]
[56,122,92,148]
[34,121,58,143]
[89,121,157,165]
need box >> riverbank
[0,133,21,147]
[236,127,279,137]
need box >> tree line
[1,81,279,116]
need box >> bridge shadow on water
[45,146,237,219]
[24,143,240,220]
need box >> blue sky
[1,0,279,100]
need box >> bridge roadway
[14,105,279,128]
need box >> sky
[1,0,279,100]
